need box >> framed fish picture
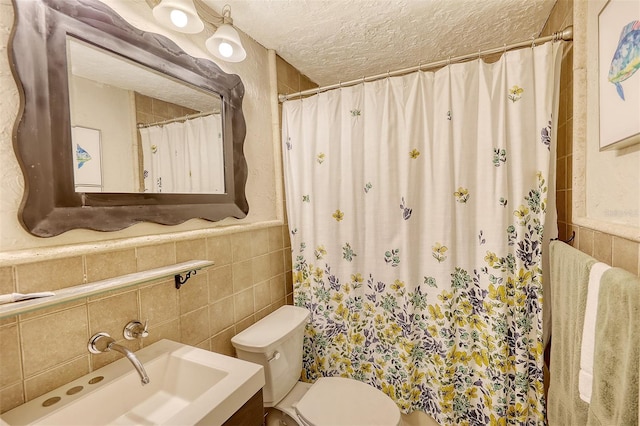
[598,0,640,150]
[71,126,103,191]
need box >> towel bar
[552,231,576,245]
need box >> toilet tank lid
[231,305,310,353]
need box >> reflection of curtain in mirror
[139,114,224,193]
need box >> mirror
[10,0,248,237]
[67,37,225,194]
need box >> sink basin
[1,339,264,425]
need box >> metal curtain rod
[136,110,219,129]
[279,26,573,103]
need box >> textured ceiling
[203,0,557,87]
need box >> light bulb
[170,9,188,28]
[218,42,234,58]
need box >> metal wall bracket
[551,230,576,245]
[175,270,198,289]
[0,260,214,319]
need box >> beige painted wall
[582,0,640,231]
[0,0,278,253]
[0,0,298,414]
[549,0,640,275]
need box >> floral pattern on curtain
[282,42,562,425]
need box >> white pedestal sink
[1,339,264,425]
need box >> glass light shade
[152,0,204,34]
[205,24,246,62]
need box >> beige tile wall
[134,92,198,127]
[0,228,293,413]
[544,0,640,276]
[0,51,315,413]
[276,56,317,100]
[12,8,636,418]
[0,52,312,416]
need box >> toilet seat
[294,377,401,426]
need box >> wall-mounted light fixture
[205,6,246,62]
[152,0,204,34]
[150,0,246,62]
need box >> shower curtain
[282,42,562,424]
[139,114,224,193]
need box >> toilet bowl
[231,305,401,426]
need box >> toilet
[231,305,401,426]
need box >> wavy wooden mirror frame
[9,0,248,237]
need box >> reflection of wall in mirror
[68,75,138,192]
[134,93,199,124]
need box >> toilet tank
[231,305,310,407]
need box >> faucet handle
[124,320,149,340]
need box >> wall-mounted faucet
[88,332,150,385]
[124,320,149,340]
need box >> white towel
[578,262,611,403]
[0,292,55,305]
